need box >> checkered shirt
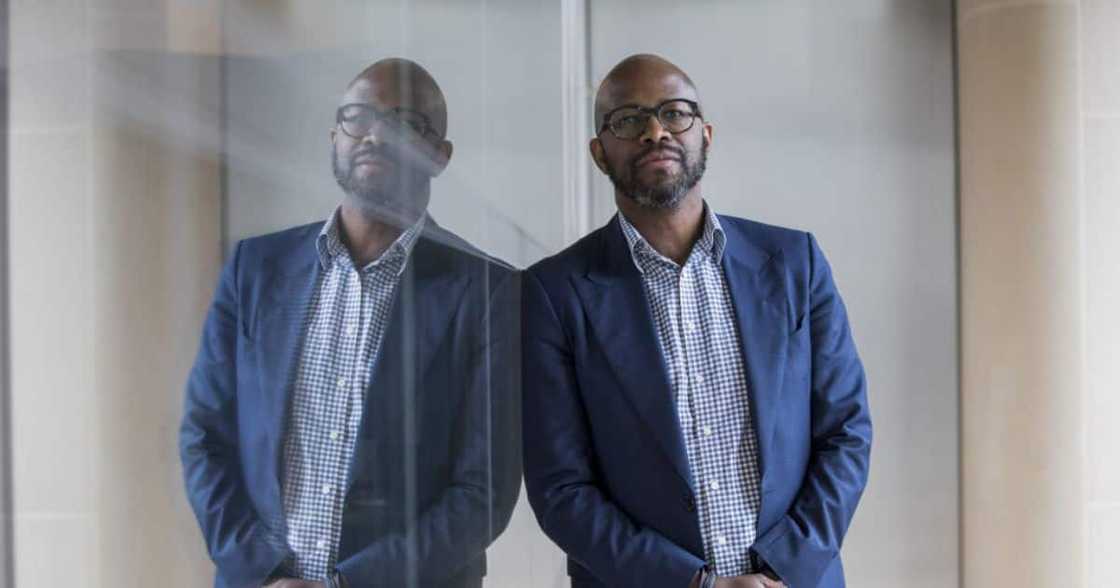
[278,209,426,579]
[618,206,762,576]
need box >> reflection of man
[181,58,520,588]
[522,54,871,588]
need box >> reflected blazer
[180,220,521,588]
[522,214,871,588]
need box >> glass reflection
[180,59,520,588]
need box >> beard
[606,139,708,210]
[332,146,424,219]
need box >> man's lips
[635,150,682,168]
[352,152,392,166]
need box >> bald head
[343,58,448,138]
[594,54,700,130]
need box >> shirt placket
[361,261,396,380]
[289,269,336,576]
[659,262,689,438]
[672,260,720,569]
[320,262,363,572]
[344,269,377,476]
[697,260,736,573]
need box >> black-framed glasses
[336,103,439,141]
[599,99,702,141]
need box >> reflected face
[331,66,450,217]
[593,72,710,210]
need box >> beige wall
[958,0,1120,586]
[958,1,1085,585]
[1081,1,1120,586]
[10,2,93,583]
[9,1,221,586]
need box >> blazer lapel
[575,218,694,490]
[719,216,791,490]
[254,225,324,492]
[358,232,470,448]
[362,234,468,403]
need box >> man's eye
[663,110,685,120]
[383,113,427,135]
[346,112,374,125]
[618,115,643,127]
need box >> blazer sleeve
[522,269,705,588]
[335,270,522,585]
[752,233,873,588]
[179,242,289,588]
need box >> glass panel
[5,1,960,587]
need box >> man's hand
[714,574,786,588]
[263,579,324,588]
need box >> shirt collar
[316,207,427,275]
[616,201,726,274]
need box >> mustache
[630,144,685,169]
[350,147,395,165]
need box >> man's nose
[358,125,383,146]
[639,115,672,144]
[358,118,406,146]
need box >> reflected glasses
[599,99,702,141]
[336,103,438,140]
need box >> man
[522,54,871,588]
[180,58,520,588]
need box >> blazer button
[684,495,696,512]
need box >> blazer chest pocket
[785,319,811,384]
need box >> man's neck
[337,198,425,268]
[616,189,705,266]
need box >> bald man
[181,59,520,588]
[522,54,871,588]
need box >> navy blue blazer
[522,214,871,588]
[180,220,521,588]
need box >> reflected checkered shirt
[278,209,425,579]
[618,206,762,577]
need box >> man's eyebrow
[388,106,430,116]
[339,102,430,116]
[604,102,641,112]
[604,98,696,113]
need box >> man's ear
[702,121,713,149]
[428,139,453,177]
[589,137,609,175]
[329,127,338,144]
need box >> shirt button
[684,320,697,333]
[337,377,347,390]
[321,484,334,495]
[316,539,329,550]
[693,374,705,385]
[329,430,342,441]
[345,323,357,336]
[702,425,714,437]
[708,480,721,491]
[716,535,728,546]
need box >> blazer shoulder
[418,223,518,289]
[719,214,807,247]
[235,221,323,262]
[725,212,824,267]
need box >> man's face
[330,72,450,217]
[592,73,711,210]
